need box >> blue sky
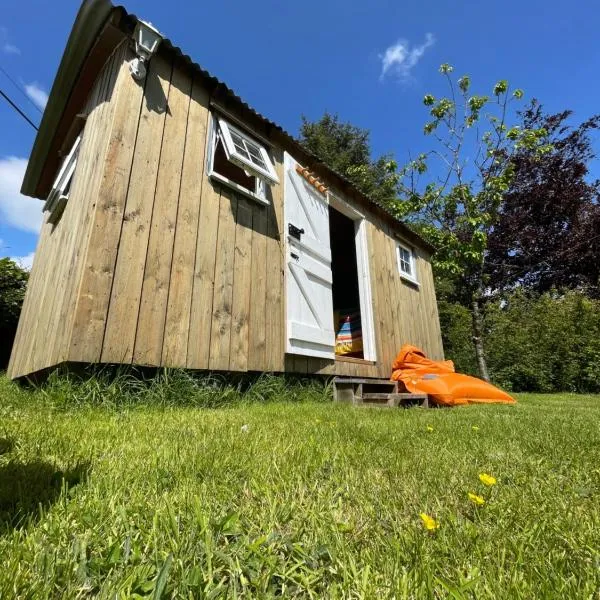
[1,0,599,268]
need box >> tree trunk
[471,295,490,382]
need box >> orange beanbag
[391,345,515,406]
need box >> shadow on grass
[0,459,90,533]
[0,438,15,455]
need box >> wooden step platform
[332,377,429,408]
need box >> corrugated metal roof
[24,0,434,252]
[118,8,433,252]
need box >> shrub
[485,290,600,393]
[0,258,29,368]
[440,289,600,393]
[437,299,477,375]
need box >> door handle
[288,223,305,240]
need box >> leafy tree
[0,257,29,368]
[484,290,600,393]
[396,65,550,380]
[299,113,399,208]
[437,284,600,392]
[487,101,600,296]
[435,273,478,375]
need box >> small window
[44,134,81,223]
[397,242,419,284]
[208,114,277,205]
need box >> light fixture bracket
[129,20,163,80]
[129,57,147,80]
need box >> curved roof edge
[21,0,113,197]
[22,0,435,254]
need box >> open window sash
[44,134,82,214]
[216,117,279,185]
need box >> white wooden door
[284,152,335,358]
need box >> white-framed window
[43,134,82,223]
[397,242,419,285]
[207,114,278,205]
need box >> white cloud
[379,33,435,81]
[0,26,20,55]
[0,157,43,234]
[10,251,35,270]
[25,82,48,110]
[3,43,20,55]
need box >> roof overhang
[21,0,121,198]
[22,0,435,254]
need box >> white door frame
[327,192,377,362]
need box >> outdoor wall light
[129,20,163,80]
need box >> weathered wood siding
[289,195,444,379]
[9,46,443,379]
[8,43,128,379]
[66,48,287,374]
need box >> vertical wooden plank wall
[207,186,238,370]
[365,220,445,367]
[68,46,146,362]
[245,194,268,371]
[8,43,127,379]
[133,64,192,365]
[162,77,210,366]
[69,49,287,375]
[101,54,173,363]
[10,45,442,379]
[264,148,286,372]
[56,46,125,366]
[228,197,253,372]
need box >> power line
[0,87,38,131]
[0,65,43,114]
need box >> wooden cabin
[8,0,443,381]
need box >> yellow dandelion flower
[426,426,434,433]
[468,492,485,506]
[420,513,439,531]
[479,473,497,487]
[472,425,480,432]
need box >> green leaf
[513,89,524,99]
[423,94,435,106]
[424,122,436,134]
[430,98,454,119]
[471,96,489,111]
[458,75,470,93]
[506,126,521,140]
[493,80,508,96]
[439,63,454,74]
[153,554,173,600]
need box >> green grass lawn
[1,374,599,598]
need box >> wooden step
[361,392,429,408]
[387,393,429,408]
[333,377,429,408]
[332,377,396,385]
[361,393,393,401]
[333,377,399,404]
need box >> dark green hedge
[441,290,600,393]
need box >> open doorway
[329,206,365,359]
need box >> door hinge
[288,223,305,240]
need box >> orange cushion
[391,344,515,406]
